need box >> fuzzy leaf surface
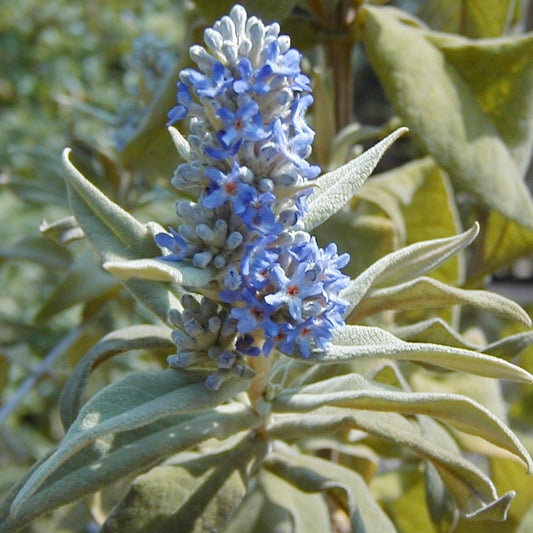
[303,127,408,231]
[342,225,478,311]
[102,436,267,533]
[363,6,533,229]
[273,374,532,471]
[352,276,531,325]
[264,451,396,532]
[59,325,174,429]
[268,407,514,520]
[326,325,533,383]
[4,370,254,530]
[62,149,185,320]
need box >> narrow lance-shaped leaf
[302,127,408,231]
[259,469,331,532]
[62,149,193,320]
[103,257,215,287]
[351,276,531,326]
[59,325,175,429]
[268,408,514,521]
[8,370,252,519]
[272,374,533,472]
[342,224,479,311]
[324,325,533,383]
[1,404,258,533]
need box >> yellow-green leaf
[363,6,533,229]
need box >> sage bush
[2,1,533,532]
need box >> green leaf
[221,486,291,533]
[485,331,533,360]
[269,407,514,519]
[326,325,533,383]
[103,257,215,287]
[101,436,267,533]
[366,157,462,284]
[259,469,331,533]
[272,374,533,471]
[342,225,479,311]
[351,276,531,325]
[302,127,408,231]
[264,451,397,532]
[62,148,156,259]
[418,0,515,38]
[393,318,481,350]
[473,212,533,282]
[425,460,459,532]
[363,6,533,229]
[4,370,255,529]
[62,149,183,321]
[429,31,533,175]
[59,325,175,430]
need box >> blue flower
[216,99,270,146]
[202,163,257,214]
[182,61,233,98]
[155,226,188,261]
[234,58,273,94]
[160,4,350,373]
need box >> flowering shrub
[2,2,533,532]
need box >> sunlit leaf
[418,0,515,38]
[352,276,531,325]
[366,157,462,284]
[269,407,514,519]
[264,451,397,532]
[342,225,479,311]
[326,325,533,383]
[259,468,331,532]
[363,6,533,229]
[273,374,532,471]
[303,127,408,231]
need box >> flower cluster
[157,5,350,387]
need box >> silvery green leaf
[103,257,215,287]
[326,325,533,383]
[392,318,481,350]
[342,224,479,309]
[5,370,255,526]
[264,451,396,532]
[259,469,331,533]
[351,276,531,326]
[101,436,267,533]
[268,407,513,520]
[273,374,532,471]
[62,148,183,321]
[424,461,459,531]
[60,325,174,429]
[302,127,408,231]
[363,7,533,228]
[484,330,533,360]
